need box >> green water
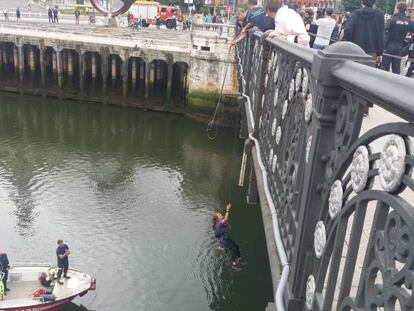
[0,93,273,311]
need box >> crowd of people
[232,0,414,77]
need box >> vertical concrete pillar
[166,61,173,104]
[56,49,63,88]
[0,45,3,68]
[29,46,35,72]
[79,52,84,94]
[52,51,57,75]
[2,46,8,65]
[123,58,128,98]
[145,61,150,99]
[18,45,24,81]
[13,46,18,73]
[149,62,155,96]
[156,61,162,81]
[111,57,116,82]
[91,53,97,79]
[68,51,73,76]
[40,46,46,89]
[102,53,108,96]
[139,60,144,81]
[131,58,137,90]
[62,50,67,73]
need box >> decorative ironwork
[306,275,316,310]
[378,134,408,193]
[328,180,343,220]
[238,28,414,311]
[314,221,326,259]
[350,145,370,193]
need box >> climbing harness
[206,47,234,140]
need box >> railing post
[288,43,372,310]
[246,32,270,204]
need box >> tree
[376,0,396,14]
[342,0,361,12]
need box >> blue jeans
[219,236,241,261]
[313,44,327,50]
[57,261,69,277]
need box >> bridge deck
[0,22,192,53]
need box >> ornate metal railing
[238,28,414,310]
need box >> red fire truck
[128,1,180,29]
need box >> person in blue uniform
[0,250,10,293]
[212,203,243,271]
[56,239,71,280]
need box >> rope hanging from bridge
[206,47,233,140]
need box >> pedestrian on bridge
[212,203,244,271]
[53,8,59,24]
[2,8,9,22]
[75,8,81,25]
[16,8,21,21]
[48,8,53,23]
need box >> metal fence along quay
[237,28,414,310]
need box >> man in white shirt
[313,8,336,50]
[266,0,310,47]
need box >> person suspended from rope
[212,203,244,271]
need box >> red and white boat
[0,264,96,311]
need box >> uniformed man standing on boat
[56,239,71,281]
[0,250,10,293]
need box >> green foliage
[342,0,361,12]
[341,0,396,13]
[376,0,396,14]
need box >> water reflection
[0,93,273,311]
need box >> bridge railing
[238,28,414,310]
[191,22,235,37]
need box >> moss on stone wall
[188,91,238,115]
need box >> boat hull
[2,296,75,311]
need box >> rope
[206,47,233,140]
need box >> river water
[0,93,273,311]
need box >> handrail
[333,60,414,123]
[266,36,315,65]
[236,42,289,311]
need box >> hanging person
[212,203,244,271]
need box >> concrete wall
[0,25,239,124]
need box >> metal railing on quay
[237,27,414,311]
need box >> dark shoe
[231,262,242,272]
[5,288,10,291]
[63,275,71,279]
[236,258,247,266]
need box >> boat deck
[5,281,40,300]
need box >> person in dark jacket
[304,8,318,48]
[344,0,385,64]
[381,2,414,74]
[406,35,414,77]
[0,250,10,293]
[48,8,53,23]
[56,239,70,283]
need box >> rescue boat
[0,264,96,311]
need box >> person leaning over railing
[266,0,310,47]
[230,2,276,45]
